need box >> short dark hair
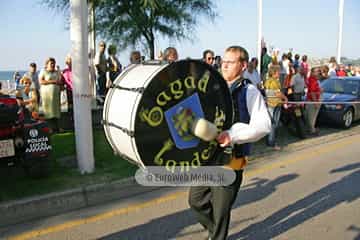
[30,62,36,68]
[202,49,214,60]
[251,57,258,63]
[225,46,249,62]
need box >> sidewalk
[1,124,359,227]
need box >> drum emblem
[165,93,204,149]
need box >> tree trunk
[149,31,155,60]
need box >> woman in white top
[39,57,63,132]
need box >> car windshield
[321,79,359,96]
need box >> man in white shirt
[189,46,271,240]
[243,57,262,88]
[290,65,306,100]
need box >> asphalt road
[2,133,360,240]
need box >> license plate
[295,108,302,117]
[0,139,15,158]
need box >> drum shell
[103,64,168,167]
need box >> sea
[0,71,26,89]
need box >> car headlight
[325,104,344,110]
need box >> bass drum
[103,60,233,169]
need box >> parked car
[0,94,52,178]
[318,77,360,128]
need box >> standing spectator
[264,65,288,150]
[300,55,310,78]
[355,66,360,76]
[272,48,280,64]
[214,55,222,71]
[329,56,337,66]
[287,52,293,63]
[164,47,178,63]
[348,65,356,76]
[261,47,272,80]
[306,67,322,135]
[328,62,337,77]
[290,65,306,101]
[202,49,215,66]
[94,40,108,97]
[39,57,63,133]
[13,71,21,89]
[336,64,347,77]
[280,54,290,89]
[62,54,73,124]
[243,57,262,88]
[107,44,122,90]
[129,50,142,64]
[24,63,40,97]
[293,54,300,69]
[157,50,164,61]
[283,63,295,96]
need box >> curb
[0,177,161,227]
[1,125,359,227]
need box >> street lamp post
[70,0,95,173]
[257,0,263,73]
[337,0,344,64]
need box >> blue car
[318,77,360,128]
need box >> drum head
[134,60,233,168]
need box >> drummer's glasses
[221,60,239,65]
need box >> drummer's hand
[217,131,231,147]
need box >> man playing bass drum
[188,46,271,240]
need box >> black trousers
[188,169,243,240]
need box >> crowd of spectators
[5,42,360,140]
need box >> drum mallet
[191,118,219,142]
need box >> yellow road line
[8,134,360,240]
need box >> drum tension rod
[110,84,145,94]
[101,120,135,137]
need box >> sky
[0,0,359,71]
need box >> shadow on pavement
[99,173,298,240]
[228,163,360,240]
[348,225,360,240]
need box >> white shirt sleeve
[94,52,100,66]
[227,84,271,144]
